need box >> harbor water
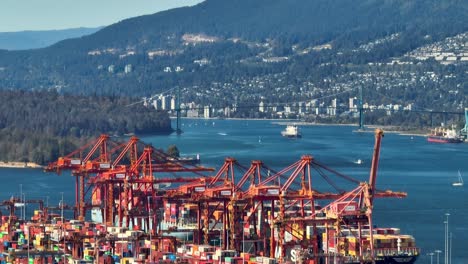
[0,119,467,263]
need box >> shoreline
[0,121,429,170]
[0,161,43,169]
[174,117,428,136]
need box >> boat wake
[353,159,363,165]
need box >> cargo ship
[162,200,419,264]
[281,125,302,138]
[320,227,419,264]
[427,126,464,143]
[170,224,419,264]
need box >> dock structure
[0,130,419,264]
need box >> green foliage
[0,90,172,164]
[166,145,180,158]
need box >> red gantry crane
[46,135,214,226]
[45,134,112,220]
[44,129,413,264]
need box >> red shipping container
[327,229,336,248]
[330,201,358,216]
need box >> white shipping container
[194,187,205,192]
[220,190,232,196]
[117,233,128,238]
[100,163,111,169]
[267,189,279,195]
[71,159,81,165]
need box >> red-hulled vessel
[427,127,464,143]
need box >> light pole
[427,252,434,264]
[449,232,452,264]
[61,192,64,221]
[242,221,245,264]
[444,213,450,264]
[19,184,23,220]
[61,192,65,263]
[435,250,442,264]
[23,193,26,222]
[147,196,152,263]
[27,226,31,263]
[444,221,447,264]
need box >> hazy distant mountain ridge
[0,27,102,50]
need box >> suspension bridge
[136,86,467,135]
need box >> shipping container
[330,201,359,216]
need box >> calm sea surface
[1,119,467,263]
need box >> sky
[0,0,204,32]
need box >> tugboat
[281,125,302,138]
[427,126,463,143]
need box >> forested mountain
[0,0,465,96]
[40,0,468,50]
[0,27,102,50]
[0,90,171,164]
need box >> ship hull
[427,136,463,143]
[349,255,418,264]
[282,133,302,138]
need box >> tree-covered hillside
[0,91,171,164]
[48,0,468,50]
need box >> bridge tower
[176,86,182,135]
[461,108,468,138]
[358,87,364,130]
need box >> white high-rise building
[329,98,337,116]
[204,106,211,118]
[160,95,171,110]
[259,101,265,113]
[124,64,132,73]
[298,102,305,114]
[152,99,161,110]
[170,97,176,110]
[224,106,231,118]
[349,97,357,111]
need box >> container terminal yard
[0,129,420,264]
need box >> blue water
[1,119,467,263]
